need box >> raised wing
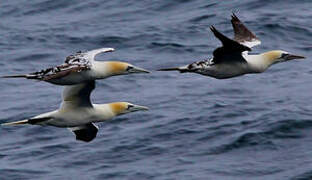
[210,26,251,64]
[231,13,261,48]
[61,80,95,109]
[69,123,99,142]
[80,48,115,62]
[64,47,114,66]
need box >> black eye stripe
[126,66,134,71]
[127,105,134,109]
[281,53,288,58]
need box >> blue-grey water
[1,0,312,179]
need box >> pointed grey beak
[128,66,150,73]
[131,104,149,111]
[285,54,305,60]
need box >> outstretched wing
[79,48,115,62]
[29,63,90,81]
[69,123,99,142]
[231,13,261,48]
[61,80,95,109]
[210,26,251,64]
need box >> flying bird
[1,80,149,142]
[158,14,305,79]
[2,48,150,85]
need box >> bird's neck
[92,104,117,121]
[244,53,276,73]
[92,61,117,78]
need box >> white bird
[1,80,149,142]
[2,48,150,85]
[158,14,305,79]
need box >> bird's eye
[281,53,288,58]
[127,104,134,110]
[126,66,134,71]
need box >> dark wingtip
[231,13,240,23]
[210,25,218,34]
[210,25,215,31]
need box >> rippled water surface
[1,0,312,179]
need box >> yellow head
[109,102,149,116]
[262,50,305,66]
[106,61,150,75]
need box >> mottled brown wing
[231,13,261,48]
[42,65,90,81]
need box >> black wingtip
[209,25,218,34]
[231,13,240,22]
[210,25,215,31]
[210,25,224,40]
[73,128,98,142]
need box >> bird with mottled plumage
[158,14,305,79]
[2,48,150,85]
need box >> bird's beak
[131,104,149,111]
[285,54,305,60]
[129,66,150,73]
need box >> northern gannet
[2,48,150,85]
[158,14,305,79]
[1,81,149,142]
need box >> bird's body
[158,14,305,78]
[2,81,149,142]
[2,48,150,85]
[178,58,249,79]
[181,51,287,79]
[30,104,114,128]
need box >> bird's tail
[2,117,51,126]
[157,66,190,73]
[1,74,28,78]
[1,74,41,80]
[1,119,29,126]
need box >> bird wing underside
[231,13,261,48]
[80,48,115,62]
[61,80,95,109]
[69,123,99,142]
[210,26,250,64]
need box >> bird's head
[109,102,149,116]
[106,61,150,75]
[262,50,305,65]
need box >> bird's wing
[25,63,91,81]
[64,48,114,67]
[231,13,261,48]
[210,26,251,64]
[61,80,95,109]
[75,48,115,62]
[69,123,99,142]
